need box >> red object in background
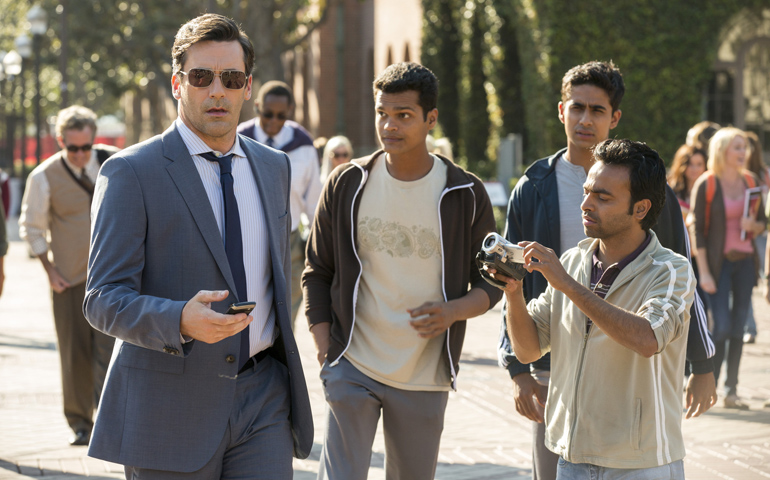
[13,135,125,166]
[1,175,9,219]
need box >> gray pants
[124,355,293,479]
[532,420,559,480]
[318,357,449,480]
[52,281,114,433]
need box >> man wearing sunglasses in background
[238,81,321,329]
[19,105,118,446]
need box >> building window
[705,69,734,127]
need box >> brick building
[284,0,423,155]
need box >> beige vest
[42,152,93,285]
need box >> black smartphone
[226,301,256,315]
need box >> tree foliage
[422,0,462,154]
[531,0,756,163]
[423,0,515,177]
[422,0,769,176]
[0,0,330,143]
[461,0,492,177]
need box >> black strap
[96,148,112,165]
[60,157,95,197]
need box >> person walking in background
[669,144,708,222]
[18,105,117,446]
[84,14,312,477]
[432,137,454,162]
[0,200,5,298]
[426,135,455,162]
[238,80,321,330]
[687,121,721,152]
[303,62,501,479]
[499,61,716,480]
[744,131,768,344]
[494,139,694,479]
[690,127,766,410]
[320,135,353,182]
[0,167,7,298]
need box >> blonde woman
[320,135,353,182]
[690,127,766,409]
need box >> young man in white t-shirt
[303,62,501,479]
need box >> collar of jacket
[523,147,568,184]
[345,149,477,190]
[574,230,661,295]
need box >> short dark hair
[592,139,667,231]
[561,61,625,112]
[257,80,294,108]
[172,14,254,76]
[373,62,438,120]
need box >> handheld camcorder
[476,232,528,289]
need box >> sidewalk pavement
[2,216,770,479]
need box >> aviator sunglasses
[66,144,92,153]
[178,68,248,89]
[261,111,287,120]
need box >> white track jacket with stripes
[527,231,694,469]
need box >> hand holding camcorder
[476,233,529,289]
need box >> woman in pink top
[690,127,766,409]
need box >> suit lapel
[162,126,239,296]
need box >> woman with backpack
[690,127,767,410]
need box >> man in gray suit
[84,14,312,478]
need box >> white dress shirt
[176,119,276,356]
[19,151,101,256]
[253,122,321,232]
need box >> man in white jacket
[492,139,694,478]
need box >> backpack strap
[743,171,757,189]
[95,147,113,165]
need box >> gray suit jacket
[84,123,313,471]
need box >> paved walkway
[2,217,770,478]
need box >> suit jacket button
[226,354,236,363]
[163,346,179,355]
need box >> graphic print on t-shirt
[357,216,440,259]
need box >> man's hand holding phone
[180,290,254,344]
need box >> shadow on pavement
[701,408,770,424]
[460,355,499,367]
[300,444,529,478]
[436,462,532,479]
[0,458,118,479]
[0,334,56,351]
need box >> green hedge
[517,0,767,164]
[423,0,767,175]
